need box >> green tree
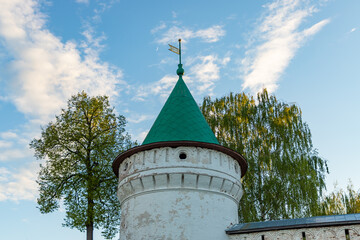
[319,182,360,215]
[344,183,360,214]
[30,92,134,240]
[201,89,328,222]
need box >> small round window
[179,152,187,160]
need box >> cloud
[133,131,148,143]
[0,0,124,203]
[151,75,180,96]
[0,130,33,162]
[155,25,225,44]
[76,0,89,4]
[132,75,179,101]
[0,140,12,148]
[127,114,154,124]
[241,0,330,94]
[0,148,31,162]
[133,54,230,101]
[0,0,125,124]
[0,131,18,139]
[151,22,167,34]
[188,55,230,94]
[195,26,226,43]
[350,28,356,33]
[0,168,10,182]
[0,163,38,202]
[227,14,237,20]
[303,19,330,36]
[92,0,119,22]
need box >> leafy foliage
[201,89,328,222]
[319,182,360,215]
[30,92,134,239]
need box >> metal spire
[178,38,182,65]
[168,39,184,76]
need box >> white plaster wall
[228,224,360,240]
[120,191,237,240]
[117,146,243,240]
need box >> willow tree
[201,89,328,222]
[30,92,134,240]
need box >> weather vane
[168,39,184,76]
[168,39,182,65]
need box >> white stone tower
[112,44,247,240]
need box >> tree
[319,181,360,215]
[201,89,328,222]
[30,92,134,240]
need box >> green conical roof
[142,66,219,145]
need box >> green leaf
[201,89,328,222]
[30,91,135,239]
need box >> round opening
[179,152,187,159]
[123,162,128,171]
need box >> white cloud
[133,54,230,101]
[303,19,330,36]
[0,168,10,182]
[350,28,356,33]
[241,0,330,94]
[0,128,34,162]
[92,0,119,22]
[0,163,38,202]
[133,75,179,101]
[151,22,166,34]
[227,14,237,20]
[0,0,125,203]
[151,75,179,96]
[134,131,148,143]
[76,0,89,4]
[127,114,154,124]
[0,140,12,148]
[0,0,125,124]
[188,55,229,94]
[0,131,18,139]
[0,148,31,162]
[195,25,226,43]
[155,25,225,44]
[0,95,9,101]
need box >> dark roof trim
[112,141,247,178]
[226,214,360,235]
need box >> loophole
[179,152,187,159]
[123,162,128,171]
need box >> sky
[0,0,359,239]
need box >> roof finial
[178,39,182,65]
[168,39,184,76]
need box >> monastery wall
[228,224,360,240]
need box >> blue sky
[0,0,359,239]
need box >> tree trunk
[86,195,94,240]
[86,139,94,240]
[86,196,94,240]
[86,224,93,240]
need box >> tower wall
[117,146,244,240]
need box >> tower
[112,42,247,240]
